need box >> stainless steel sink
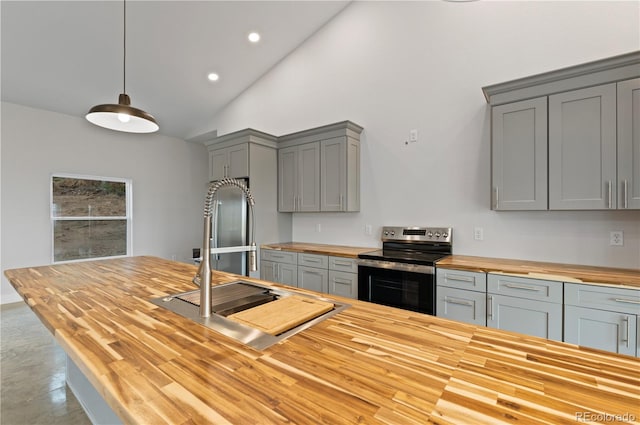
[150,280,350,350]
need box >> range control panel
[381,226,452,244]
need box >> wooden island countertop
[5,256,640,424]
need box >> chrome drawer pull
[613,298,640,305]
[607,180,613,209]
[445,297,473,307]
[304,258,322,263]
[487,295,493,320]
[623,179,629,209]
[447,275,474,283]
[333,260,352,266]
[622,316,630,348]
[504,283,540,291]
[333,278,351,285]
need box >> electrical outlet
[316,223,322,233]
[474,227,484,241]
[365,224,372,235]
[610,231,624,246]
[409,129,418,142]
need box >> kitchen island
[5,256,640,424]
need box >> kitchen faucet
[193,178,257,317]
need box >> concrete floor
[1,302,91,425]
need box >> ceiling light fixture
[208,73,220,82]
[248,32,261,43]
[86,0,158,133]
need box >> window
[51,174,132,263]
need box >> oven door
[358,260,435,315]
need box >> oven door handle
[357,259,434,274]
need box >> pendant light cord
[123,0,126,94]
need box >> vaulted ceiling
[1,1,350,139]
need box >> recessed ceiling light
[248,32,260,43]
[207,73,219,82]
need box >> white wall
[1,102,209,304]
[208,1,640,269]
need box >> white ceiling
[1,1,350,140]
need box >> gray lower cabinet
[260,249,298,287]
[298,253,329,293]
[491,97,548,210]
[260,249,358,298]
[486,274,563,341]
[436,268,487,326]
[298,266,328,293]
[564,283,639,357]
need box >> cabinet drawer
[487,274,562,303]
[565,283,640,315]
[436,268,487,292]
[329,256,358,273]
[298,253,329,269]
[261,249,297,265]
[328,270,357,299]
[436,286,486,326]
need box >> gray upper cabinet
[617,78,640,209]
[549,84,617,209]
[320,136,360,212]
[483,51,640,211]
[278,143,320,212]
[278,121,363,213]
[209,143,249,181]
[492,97,548,210]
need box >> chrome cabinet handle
[447,275,474,283]
[614,298,640,305]
[622,316,630,348]
[607,180,612,209]
[340,194,344,211]
[444,297,473,307]
[493,187,499,210]
[333,260,352,267]
[623,179,629,209]
[333,277,351,285]
[504,283,540,291]
[487,295,493,320]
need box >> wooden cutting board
[227,295,334,335]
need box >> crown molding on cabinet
[276,121,364,149]
[482,50,640,106]
[203,128,279,150]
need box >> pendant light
[86,0,158,133]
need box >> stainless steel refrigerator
[210,179,248,275]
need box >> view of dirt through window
[52,177,128,262]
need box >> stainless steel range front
[358,226,452,315]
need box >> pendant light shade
[86,0,158,133]
[87,94,158,133]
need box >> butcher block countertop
[5,256,640,425]
[437,255,640,289]
[260,242,375,258]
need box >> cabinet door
[298,143,320,211]
[260,260,276,282]
[437,286,486,326]
[209,149,228,181]
[227,144,249,179]
[564,305,637,357]
[492,97,548,210]
[321,137,347,211]
[278,147,297,212]
[487,294,562,341]
[298,266,328,293]
[617,78,640,209]
[328,270,357,299]
[549,84,617,209]
[278,263,298,287]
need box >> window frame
[50,173,133,264]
